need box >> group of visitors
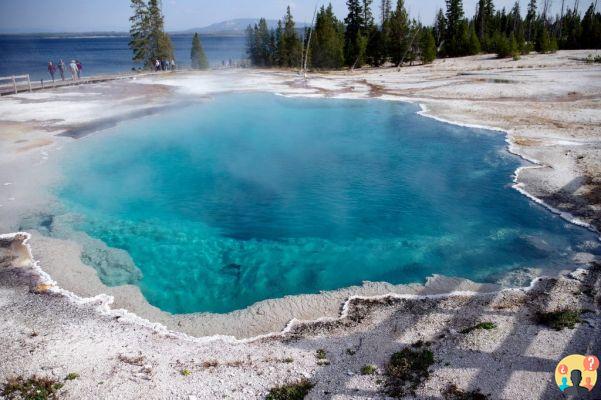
[47,60,83,82]
[154,59,176,71]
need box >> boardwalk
[0,70,178,96]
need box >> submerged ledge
[0,231,565,343]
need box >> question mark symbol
[583,355,599,371]
[559,364,568,374]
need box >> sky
[0,0,594,34]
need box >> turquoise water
[54,93,599,314]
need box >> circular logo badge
[555,354,599,395]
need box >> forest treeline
[246,0,601,69]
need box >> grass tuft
[315,349,327,360]
[2,376,64,400]
[361,364,377,375]
[265,379,314,400]
[460,322,496,334]
[384,342,435,398]
[536,310,581,330]
[64,373,78,381]
[180,369,191,376]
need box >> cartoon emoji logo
[555,354,599,398]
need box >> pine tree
[526,0,537,42]
[444,0,467,56]
[434,9,447,49]
[581,3,601,49]
[278,7,302,67]
[191,33,209,70]
[389,0,410,65]
[420,28,437,63]
[468,24,482,54]
[345,0,366,66]
[380,0,392,25]
[129,0,172,67]
[311,4,345,68]
[362,0,374,28]
[147,0,173,62]
[129,0,150,65]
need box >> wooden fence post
[12,76,17,94]
[27,75,32,92]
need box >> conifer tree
[147,0,173,61]
[389,0,410,65]
[526,0,537,42]
[129,0,150,64]
[381,0,392,25]
[345,0,366,66]
[444,0,467,56]
[311,4,345,68]
[191,33,209,69]
[420,28,437,63]
[278,7,303,67]
[434,9,447,48]
[129,0,173,67]
[581,3,601,49]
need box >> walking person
[47,61,56,82]
[75,60,82,79]
[58,59,66,81]
[154,59,160,72]
[69,60,78,80]
[170,59,176,71]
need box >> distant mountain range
[177,18,309,36]
[0,19,310,37]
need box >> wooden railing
[0,75,32,95]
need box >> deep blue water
[54,93,599,314]
[0,34,247,81]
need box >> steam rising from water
[48,94,600,314]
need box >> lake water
[51,93,600,314]
[0,34,247,81]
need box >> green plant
[1,376,64,400]
[315,349,327,360]
[385,343,435,397]
[265,379,314,400]
[64,373,78,381]
[283,358,294,363]
[180,369,191,376]
[536,310,581,330]
[460,322,497,334]
[361,364,377,375]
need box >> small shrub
[64,373,78,381]
[361,364,377,375]
[460,322,497,334]
[346,348,356,356]
[443,384,489,400]
[1,376,64,400]
[180,369,191,376]
[315,349,327,360]
[385,343,435,397]
[536,310,581,330]
[283,357,294,363]
[266,379,314,400]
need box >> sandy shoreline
[1,50,600,398]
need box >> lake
[0,34,248,81]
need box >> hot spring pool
[50,93,599,314]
